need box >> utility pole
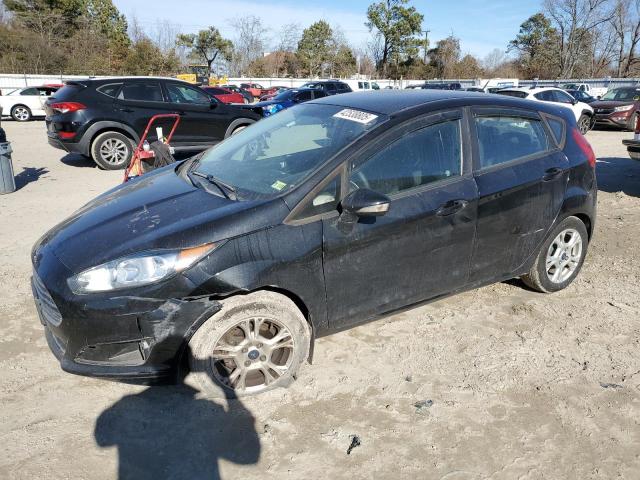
[422,30,430,64]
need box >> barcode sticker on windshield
[333,109,378,124]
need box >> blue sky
[113,0,542,58]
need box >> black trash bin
[0,127,16,194]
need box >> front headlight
[613,104,634,112]
[67,243,216,294]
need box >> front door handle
[118,108,134,113]
[543,167,563,181]
[436,199,468,216]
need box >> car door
[163,82,227,145]
[18,87,43,115]
[468,108,570,284]
[321,110,478,328]
[115,80,175,140]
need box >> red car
[201,87,244,104]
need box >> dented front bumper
[32,244,222,383]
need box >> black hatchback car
[32,90,597,397]
[45,77,261,170]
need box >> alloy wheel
[210,316,295,394]
[13,107,30,121]
[545,228,583,284]
[99,138,129,166]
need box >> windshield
[563,84,578,90]
[193,104,386,199]
[601,88,640,101]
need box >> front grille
[32,272,63,326]
[595,108,614,115]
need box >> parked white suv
[0,85,61,122]
[497,87,594,134]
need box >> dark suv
[32,91,596,397]
[300,80,352,95]
[45,77,261,169]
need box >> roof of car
[68,76,192,85]
[307,89,535,115]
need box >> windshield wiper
[188,170,238,201]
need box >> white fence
[1,73,640,91]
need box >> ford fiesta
[32,91,597,397]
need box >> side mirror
[341,188,390,217]
[572,99,578,105]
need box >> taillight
[50,102,86,114]
[572,128,596,169]
[58,131,76,139]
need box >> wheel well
[91,127,136,149]
[574,213,593,239]
[581,110,593,117]
[11,104,30,112]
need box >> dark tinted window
[475,116,549,168]
[544,116,566,146]
[119,82,163,102]
[325,83,337,93]
[165,84,210,104]
[498,90,528,99]
[294,90,313,102]
[204,87,225,95]
[534,90,554,101]
[312,90,327,99]
[96,83,122,98]
[337,83,348,91]
[20,88,39,96]
[350,119,462,196]
[49,84,82,101]
[551,90,574,104]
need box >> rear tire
[522,216,589,293]
[91,131,134,170]
[186,291,311,398]
[11,105,31,122]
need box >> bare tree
[229,15,268,76]
[544,0,616,77]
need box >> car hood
[591,100,635,108]
[35,165,287,273]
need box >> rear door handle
[543,167,563,181]
[436,199,468,216]
[118,108,134,113]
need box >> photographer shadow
[94,346,260,480]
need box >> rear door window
[119,82,163,102]
[325,83,337,94]
[20,88,39,96]
[474,116,550,169]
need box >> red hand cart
[123,113,181,182]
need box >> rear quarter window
[542,114,566,147]
[96,83,122,98]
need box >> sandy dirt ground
[0,120,639,480]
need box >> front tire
[626,112,638,132]
[522,216,589,293]
[186,291,311,398]
[11,105,31,122]
[577,114,591,135]
[91,131,134,170]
